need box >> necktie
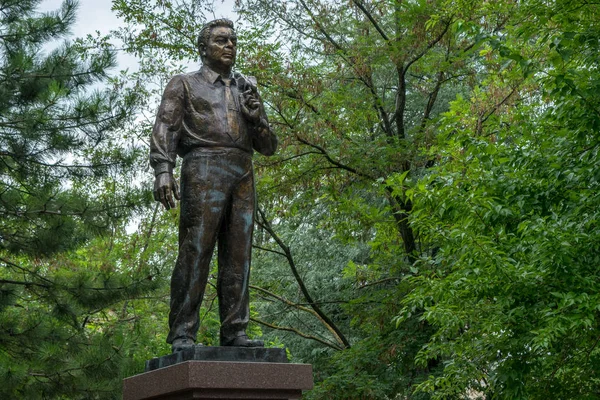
[222,78,240,142]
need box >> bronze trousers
[167,147,255,345]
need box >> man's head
[198,19,237,72]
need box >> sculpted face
[205,26,237,72]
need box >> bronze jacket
[150,65,277,176]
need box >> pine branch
[0,278,50,288]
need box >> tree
[107,0,494,398]
[0,0,144,255]
[403,0,600,398]
[233,0,510,397]
[105,0,600,398]
[0,1,160,397]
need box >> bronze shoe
[221,335,264,347]
[171,337,196,352]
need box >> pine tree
[0,1,157,398]
[0,0,142,255]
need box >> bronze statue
[149,19,277,352]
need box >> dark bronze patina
[149,19,277,352]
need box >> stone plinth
[123,360,313,400]
[145,347,289,371]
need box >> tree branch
[253,244,287,257]
[295,135,374,180]
[297,0,344,51]
[256,208,351,349]
[403,19,452,75]
[294,0,392,136]
[478,82,522,135]
[352,0,389,42]
[0,279,50,288]
[250,284,347,347]
[250,316,343,350]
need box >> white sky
[39,0,238,71]
[35,1,241,234]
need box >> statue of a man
[149,19,277,352]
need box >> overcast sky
[39,0,238,70]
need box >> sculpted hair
[198,18,235,61]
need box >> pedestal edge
[123,361,313,400]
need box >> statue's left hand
[240,87,262,123]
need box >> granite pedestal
[123,347,313,400]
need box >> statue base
[123,347,313,400]
[145,346,289,371]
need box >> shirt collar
[200,65,236,85]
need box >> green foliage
[404,1,600,398]
[0,239,156,399]
[102,0,600,399]
[251,203,438,399]
[0,1,166,398]
[0,0,144,256]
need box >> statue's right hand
[153,173,180,210]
